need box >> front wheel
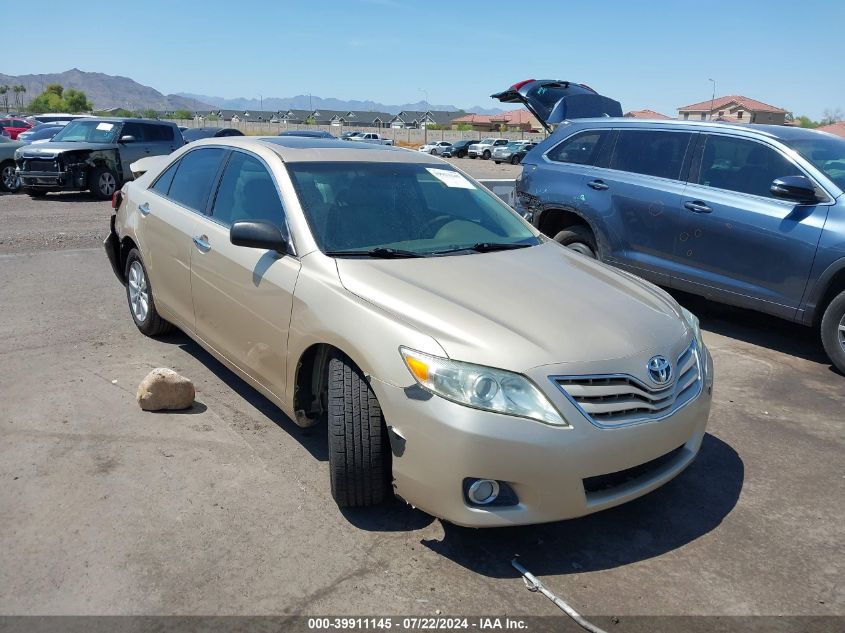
[0,160,20,193]
[510,155,521,165]
[554,225,597,259]
[328,354,391,507]
[820,289,845,375]
[90,166,118,200]
[482,150,491,160]
[430,149,437,155]
[124,248,172,336]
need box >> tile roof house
[677,95,787,125]
[817,121,845,139]
[387,110,458,129]
[624,109,672,120]
[451,109,541,132]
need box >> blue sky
[3,0,842,119]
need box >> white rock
[136,368,195,411]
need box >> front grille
[25,159,59,172]
[583,444,686,494]
[553,341,701,427]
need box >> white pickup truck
[347,132,394,146]
[468,137,510,159]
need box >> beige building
[677,95,787,125]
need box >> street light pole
[708,78,716,120]
[419,88,428,144]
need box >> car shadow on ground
[668,290,840,375]
[11,191,104,203]
[158,331,330,463]
[417,433,743,578]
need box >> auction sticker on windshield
[426,168,475,189]
[96,122,114,131]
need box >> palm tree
[0,85,8,112]
[17,85,26,110]
[12,85,21,110]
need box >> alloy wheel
[2,164,19,191]
[839,315,845,353]
[127,261,149,323]
[99,171,116,197]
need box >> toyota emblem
[647,355,673,385]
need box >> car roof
[186,135,441,164]
[560,117,832,142]
[65,117,177,125]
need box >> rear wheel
[90,166,118,200]
[328,354,390,507]
[553,225,597,258]
[124,248,172,336]
[0,160,20,193]
[820,289,845,375]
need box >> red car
[0,117,33,140]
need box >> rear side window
[211,152,285,228]
[151,160,180,196]
[146,124,175,142]
[121,122,145,141]
[168,148,226,212]
[696,135,802,198]
[609,130,693,180]
[547,130,606,165]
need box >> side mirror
[770,175,818,204]
[230,220,289,254]
[119,135,136,143]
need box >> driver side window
[210,152,286,232]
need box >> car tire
[510,155,521,165]
[25,188,47,198]
[0,160,20,193]
[494,161,501,164]
[124,248,172,337]
[820,289,845,375]
[482,150,491,160]
[90,166,118,200]
[554,225,598,258]
[327,353,390,508]
[430,149,437,155]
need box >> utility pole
[708,78,716,120]
[419,88,428,144]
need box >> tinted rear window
[609,130,693,180]
[168,148,226,212]
[146,124,175,142]
[547,130,606,165]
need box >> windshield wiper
[432,242,534,255]
[324,247,425,258]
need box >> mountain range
[0,68,507,114]
[176,93,506,115]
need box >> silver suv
[16,118,183,199]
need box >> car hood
[16,142,115,157]
[335,241,687,372]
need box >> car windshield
[784,135,845,191]
[52,120,120,144]
[287,161,538,256]
[505,142,523,149]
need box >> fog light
[467,479,499,505]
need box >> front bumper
[18,167,87,191]
[467,148,487,157]
[372,347,713,527]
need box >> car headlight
[681,306,704,349]
[400,348,568,426]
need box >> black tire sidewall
[820,291,845,374]
[554,226,598,258]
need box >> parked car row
[417,138,537,164]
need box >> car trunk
[491,79,622,132]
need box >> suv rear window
[609,130,693,180]
[547,130,606,165]
[145,124,175,142]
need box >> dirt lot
[0,162,843,626]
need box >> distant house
[677,95,787,125]
[624,109,672,120]
[387,110,456,129]
[451,109,540,132]
[817,121,845,139]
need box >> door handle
[192,234,211,252]
[138,202,151,216]
[684,200,712,214]
[587,179,609,191]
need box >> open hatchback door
[491,79,622,132]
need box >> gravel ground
[0,170,842,626]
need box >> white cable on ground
[511,559,610,633]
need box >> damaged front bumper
[18,165,88,191]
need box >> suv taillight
[111,191,123,210]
